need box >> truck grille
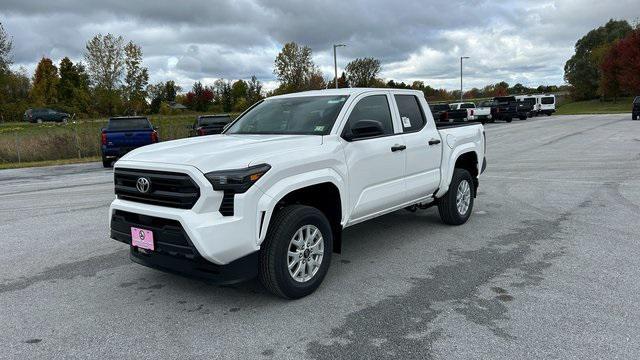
[114,168,200,209]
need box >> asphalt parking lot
[1,114,639,359]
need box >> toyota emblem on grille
[136,177,151,193]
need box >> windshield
[107,118,151,130]
[226,95,349,135]
[199,116,231,126]
[460,103,475,109]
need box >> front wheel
[102,157,112,168]
[258,205,333,299]
[506,118,513,123]
[438,168,475,225]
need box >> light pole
[333,44,346,89]
[460,56,469,101]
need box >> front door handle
[428,139,441,146]
[391,144,406,152]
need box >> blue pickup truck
[101,116,158,167]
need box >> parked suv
[633,96,639,120]
[24,108,70,123]
[190,114,233,136]
[109,88,487,299]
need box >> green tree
[147,82,166,114]
[214,79,233,112]
[58,57,91,114]
[564,19,632,100]
[164,80,180,102]
[274,42,316,93]
[0,22,12,75]
[345,57,381,87]
[31,57,59,106]
[231,79,248,103]
[123,41,149,114]
[246,75,264,106]
[85,33,125,114]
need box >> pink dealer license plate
[131,227,154,251]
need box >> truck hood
[119,134,323,173]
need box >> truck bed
[435,121,483,129]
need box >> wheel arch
[257,170,346,253]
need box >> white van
[515,94,556,116]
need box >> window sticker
[314,125,326,132]
[402,116,411,128]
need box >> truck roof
[269,88,425,99]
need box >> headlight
[205,164,271,193]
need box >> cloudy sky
[0,0,637,91]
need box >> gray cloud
[1,0,637,91]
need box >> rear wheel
[506,118,513,123]
[438,168,475,225]
[633,114,638,120]
[258,205,332,299]
[61,117,69,124]
[102,157,112,168]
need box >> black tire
[437,168,475,225]
[258,205,333,299]
[61,117,69,124]
[506,118,513,123]
[519,115,527,120]
[633,114,638,120]
[102,157,112,168]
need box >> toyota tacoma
[109,88,486,299]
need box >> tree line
[564,19,640,101]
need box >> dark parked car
[24,108,71,123]
[430,104,450,121]
[429,104,467,122]
[490,96,518,122]
[633,96,639,120]
[190,114,233,136]
[101,116,158,167]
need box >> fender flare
[436,145,478,198]
[254,168,347,245]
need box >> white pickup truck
[449,102,492,123]
[109,88,486,299]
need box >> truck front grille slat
[114,168,200,209]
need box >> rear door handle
[391,144,406,152]
[428,139,441,146]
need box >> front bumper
[109,161,264,267]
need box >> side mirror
[344,119,385,141]
[153,126,159,130]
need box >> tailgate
[105,130,153,147]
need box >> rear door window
[541,97,555,105]
[394,95,426,133]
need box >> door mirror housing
[344,119,385,141]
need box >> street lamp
[333,44,346,89]
[460,56,470,101]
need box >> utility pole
[460,56,470,101]
[333,44,346,89]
